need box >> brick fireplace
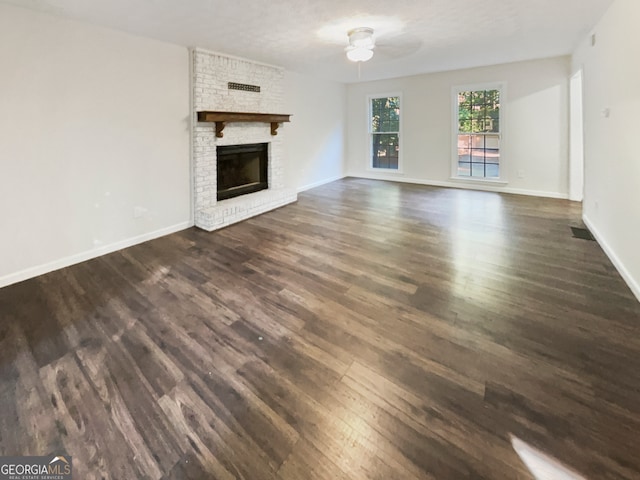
[191,48,297,231]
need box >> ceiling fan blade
[375,35,423,59]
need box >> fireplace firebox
[216,143,268,201]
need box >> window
[369,95,401,171]
[453,86,503,180]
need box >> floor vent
[571,226,596,241]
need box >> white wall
[346,57,570,198]
[0,4,190,287]
[284,71,347,191]
[572,0,640,301]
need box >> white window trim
[450,82,507,183]
[367,92,403,174]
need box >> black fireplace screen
[216,143,268,201]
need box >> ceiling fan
[342,26,422,78]
[317,18,422,78]
[343,26,422,63]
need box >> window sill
[449,176,508,186]
[369,168,404,175]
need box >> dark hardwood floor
[2,178,640,479]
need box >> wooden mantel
[196,111,291,138]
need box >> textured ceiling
[3,0,614,82]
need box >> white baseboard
[297,174,346,193]
[582,214,640,303]
[500,186,568,200]
[0,221,192,289]
[346,173,569,200]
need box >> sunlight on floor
[450,190,508,301]
[511,436,587,480]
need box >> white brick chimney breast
[191,48,297,231]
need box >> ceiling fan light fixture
[347,47,374,62]
[346,27,375,62]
